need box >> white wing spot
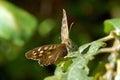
[48,56,52,58]
[38,47,41,51]
[49,46,53,50]
[44,46,48,50]
[32,51,37,55]
[39,50,44,53]
[53,45,56,49]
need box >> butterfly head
[62,38,72,51]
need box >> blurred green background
[0,0,120,80]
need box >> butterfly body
[25,9,72,66]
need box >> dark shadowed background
[0,0,120,80]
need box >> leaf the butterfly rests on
[25,9,72,66]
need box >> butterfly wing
[25,44,67,66]
[61,9,69,43]
[61,9,72,50]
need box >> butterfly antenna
[69,22,74,32]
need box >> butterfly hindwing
[25,44,67,66]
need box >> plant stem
[99,31,116,42]
[97,48,115,54]
[97,31,119,54]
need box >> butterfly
[25,9,72,66]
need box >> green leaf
[55,66,64,75]
[104,19,120,35]
[0,1,37,46]
[78,43,91,55]
[84,41,106,59]
[44,72,67,80]
[44,74,62,80]
[67,56,93,80]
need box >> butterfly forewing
[61,9,69,43]
[25,44,67,66]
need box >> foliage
[0,1,37,61]
[104,19,120,35]
[0,0,120,80]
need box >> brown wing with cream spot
[25,44,67,66]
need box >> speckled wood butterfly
[25,9,72,66]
